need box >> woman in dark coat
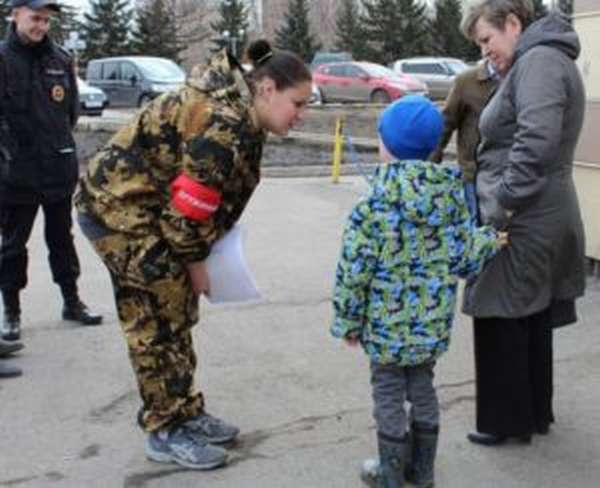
[460,0,586,445]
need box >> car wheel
[138,94,152,107]
[370,90,391,104]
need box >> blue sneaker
[183,412,240,444]
[145,426,227,470]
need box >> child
[331,96,506,487]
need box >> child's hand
[497,231,509,247]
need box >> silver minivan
[392,57,468,100]
[86,56,186,107]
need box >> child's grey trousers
[370,360,440,439]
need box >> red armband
[170,173,222,221]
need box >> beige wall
[575,0,600,14]
[574,164,600,259]
[575,13,600,100]
[574,2,600,259]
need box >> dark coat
[0,23,79,204]
[463,14,586,319]
[430,61,498,182]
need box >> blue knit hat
[378,95,443,160]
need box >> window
[402,63,439,74]
[121,62,139,82]
[103,62,119,80]
[328,65,348,77]
[86,62,101,81]
[345,65,364,78]
[401,63,419,74]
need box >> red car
[313,61,429,104]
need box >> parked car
[392,57,468,99]
[77,77,108,116]
[86,56,186,107]
[312,61,429,104]
[310,51,353,70]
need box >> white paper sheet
[204,225,261,304]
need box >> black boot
[61,283,103,326]
[0,361,22,378]
[405,423,438,488]
[62,298,103,326]
[1,290,21,341]
[378,432,406,487]
[0,337,24,357]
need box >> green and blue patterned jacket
[331,160,500,366]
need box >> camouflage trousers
[90,231,204,432]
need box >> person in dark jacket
[460,0,586,445]
[429,59,499,217]
[0,0,102,343]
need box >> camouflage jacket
[331,161,500,366]
[76,51,265,264]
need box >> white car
[77,77,108,116]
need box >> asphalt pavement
[1,176,599,488]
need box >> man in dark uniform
[0,0,102,342]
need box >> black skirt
[473,307,555,437]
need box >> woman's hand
[186,261,210,296]
[497,231,509,247]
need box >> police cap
[10,0,61,11]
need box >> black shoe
[0,361,22,378]
[467,432,507,446]
[468,431,531,446]
[536,424,550,435]
[1,314,21,341]
[0,338,24,357]
[62,300,103,326]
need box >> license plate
[85,101,103,108]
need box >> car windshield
[134,59,186,81]
[446,61,468,75]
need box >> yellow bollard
[332,117,344,183]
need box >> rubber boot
[1,290,21,341]
[378,432,406,487]
[405,423,438,488]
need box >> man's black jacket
[0,23,79,204]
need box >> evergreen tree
[531,0,548,20]
[209,0,249,57]
[1,0,10,39]
[431,0,462,57]
[334,0,369,60]
[430,0,479,60]
[81,0,133,62]
[131,0,183,62]
[360,0,431,66]
[49,4,82,47]
[274,0,321,63]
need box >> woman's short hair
[461,0,535,39]
[244,39,312,92]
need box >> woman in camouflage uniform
[75,40,312,470]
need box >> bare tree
[310,0,343,48]
[170,0,219,68]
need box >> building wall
[574,0,600,259]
